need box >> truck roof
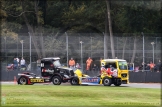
[102,59,127,62]
[42,57,60,61]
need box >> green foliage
[112,1,161,33]
[1,0,161,61]
[1,22,22,40]
[45,0,69,28]
[15,6,22,11]
[0,9,7,18]
[3,0,160,34]
[62,4,87,26]
[37,10,44,24]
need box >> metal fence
[1,33,161,72]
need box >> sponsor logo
[30,79,44,82]
[45,79,50,82]
[42,69,54,73]
[81,78,99,83]
[45,69,54,72]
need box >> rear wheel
[52,76,61,85]
[70,77,79,85]
[18,76,28,85]
[102,77,112,86]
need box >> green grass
[1,84,161,107]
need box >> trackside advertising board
[80,77,100,85]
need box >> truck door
[41,61,54,77]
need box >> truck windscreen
[118,61,128,70]
[53,60,61,67]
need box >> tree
[105,0,115,59]
[111,0,161,62]
[131,35,137,63]
[1,0,20,40]
[2,0,161,64]
[122,36,127,59]
[104,14,108,59]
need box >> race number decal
[30,79,44,82]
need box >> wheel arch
[70,77,80,85]
[17,76,29,85]
[50,73,62,81]
[102,76,112,86]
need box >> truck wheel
[114,82,121,86]
[114,79,122,86]
[70,77,79,85]
[18,76,27,85]
[52,76,61,85]
[102,77,112,86]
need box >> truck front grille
[70,70,74,76]
[121,73,127,78]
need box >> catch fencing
[1,33,161,67]
[0,33,161,82]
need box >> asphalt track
[1,82,161,89]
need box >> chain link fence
[1,33,161,74]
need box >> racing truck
[17,57,76,85]
[17,57,129,86]
[99,58,129,86]
[70,59,129,86]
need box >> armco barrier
[129,72,146,83]
[1,70,161,83]
[1,70,39,81]
[145,72,161,83]
[129,71,161,83]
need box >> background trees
[1,0,161,66]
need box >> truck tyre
[102,77,112,86]
[114,82,121,86]
[18,76,28,85]
[52,76,61,85]
[70,77,79,85]
[114,79,122,86]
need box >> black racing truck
[17,57,76,85]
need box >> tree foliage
[1,0,161,62]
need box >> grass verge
[1,84,161,107]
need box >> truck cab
[40,57,74,83]
[100,59,129,86]
[41,57,62,77]
[17,57,75,85]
